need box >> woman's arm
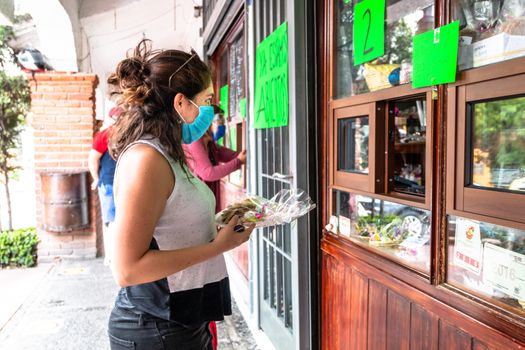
[88,149,102,190]
[185,140,241,182]
[215,145,239,163]
[112,144,252,287]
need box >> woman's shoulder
[119,143,168,169]
[116,143,175,196]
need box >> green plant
[0,228,39,267]
[0,25,31,230]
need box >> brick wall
[28,72,102,262]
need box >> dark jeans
[108,306,213,350]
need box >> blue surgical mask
[179,99,214,144]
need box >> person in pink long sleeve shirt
[183,113,246,350]
[183,129,247,213]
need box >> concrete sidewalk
[0,258,259,350]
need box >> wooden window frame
[330,102,380,193]
[385,94,434,209]
[320,0,525,340]
[446,62,525,226]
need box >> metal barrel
[41,171,89,232]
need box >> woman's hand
[213,216,255,253]
[236,150,247,164]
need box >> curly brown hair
[107,39,212,168]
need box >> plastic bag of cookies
[215,189,315,228]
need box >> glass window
[229,33,245,120]
[333,189,431,272]
[468,96,525,193]
[337,117,369,173]
[228,122,243,186]
[455,0,525,71]
[334,0,434,98]
[447,215,525,315]
[389,98,427,196]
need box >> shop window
[332,189,431,273]
[454,0,525,71]
[448,73,525,223]
[447,215,525,315]
[334,0,434,98]
[227,121,243,186]
[337,116,369,174]
[212,18,246,189]
[331,103,381,192]
[467,96,525,193]
[226,32,246,188]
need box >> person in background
[106,39,254,350]
[183,107,246,350]
[211,104,226,142]
[183,108,247,214]
[88,106,122,265]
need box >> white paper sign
[483,243,525,300]
[338,215,351,238]
[325,215,339,234]
[453,218,482,274]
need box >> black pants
[108,306,213,350]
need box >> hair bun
[108,39,154,106]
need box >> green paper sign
[229,126,237,151]
[412,21,460,88]
[239,98,247,119]
[220,84,229,119]
[353,0,385,66]
[217,137,224,146]
[254,21,288,129]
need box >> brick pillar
[28,72,102,262]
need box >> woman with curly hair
[106,39,254,350]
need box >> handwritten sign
[453,218,482,274]
[353,0,386,65]
[412,21,460,88]
[254,21,288,129]
[483,243,525,300]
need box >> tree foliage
[0,25,31,230]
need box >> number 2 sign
[353,0,386,66]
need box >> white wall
[15,0,78,72]
[77,0,204,120]
[16,0,204,120]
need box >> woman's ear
[173,92,185,116]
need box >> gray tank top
[113,137,231,323]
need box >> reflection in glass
[455,0,525,70]
[333,190,431,272]
[391,99,427,196]
[338,117,369,173]
[470,96,525,192]
[335,0,434,98]
[447,215,525,314]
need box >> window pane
[333,190,431,273]
[334,0,434,98]
[337,117,369,173]
[455,0,525,71]
[447,215,525,315]
[469,96,525,193]
[229,33,245,119]
[391,98,427,196]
